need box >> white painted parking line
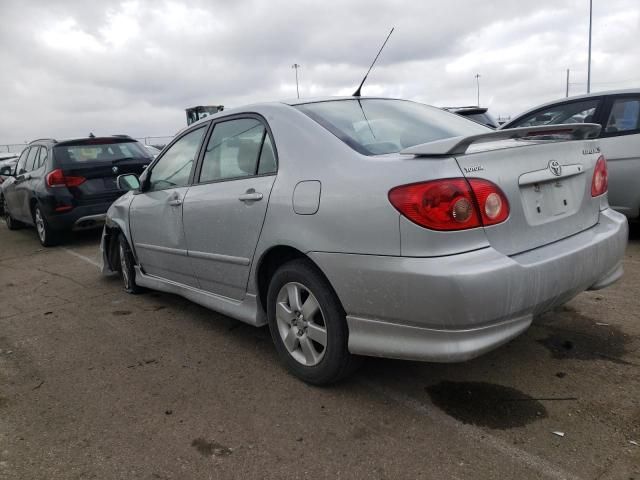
[62,247,102,269]
[62,244,582,480]
[362,380,582,480]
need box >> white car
[503,89,640,219]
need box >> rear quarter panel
[246,104,483,294]
[599,133,640,218]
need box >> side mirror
[117,174,140,191]
[0,166,14,177]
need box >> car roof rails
[29,138,57,144]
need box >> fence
[0,135,175,154]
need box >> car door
[13,146,40,222]
[3,148,29,219]
[129,125,208,287]
[182,116,278,299]
[597,94,640,217]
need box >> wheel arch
[103,216,136,272]
[255,245,345,316]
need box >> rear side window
[199,118,275,182]
[25,147,40,172]
[296,99,488,156]
[53,141,151,164]
[512,100,600,128]
[37,147,48,169]
[605,97,640,134]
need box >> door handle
[238,190,263,202]
[168,198,182,206]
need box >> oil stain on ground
[537,308,634,365]
[425,381,547,429]
[191,438,232,457]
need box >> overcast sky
[1,0,638,144]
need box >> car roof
[28,135,138,146]
[178,96,415,133]
[510,88,640,122]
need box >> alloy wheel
[35,208,46,243]
[275,282,327,366]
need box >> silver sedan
[101,97,628,384]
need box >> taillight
[468,178,510,226]
[591,155,608,197]
[388,178,509,231]
[46,169,85,188]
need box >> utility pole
[566,68,570,97]
[291,63,301,99]
[475,74,481,106]
[587,0,592,93]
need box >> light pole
[587,0,593,93]
[291,63,301,99]
[475,73,481,106]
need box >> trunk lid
[456,139,602,255]
[62,160,150,206]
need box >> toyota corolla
[101,97,628,384]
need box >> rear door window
[199,118,273,182]
[512,100,600,128]
[605,97,640,134]
[15,148,30,174]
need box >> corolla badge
[548,160,562,176]
[112,166,119,174]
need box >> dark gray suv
[1,136,152,246]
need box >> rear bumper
[44,203,111,231]
[309,208,628,362]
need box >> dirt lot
[0,222,639,480]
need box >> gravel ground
[0,222,638,479]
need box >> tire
[33,205,60,247]
[117,233,142,294]
[2,196,23,230]
[266,258,361,385]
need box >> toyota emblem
[112,166,119,174]
[548,160,562,176]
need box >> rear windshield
[53,141,151,163]
[295,99,489,155]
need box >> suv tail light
[388,178,509,231]
[46,169,85,188]
[591,155,608,197]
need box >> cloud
[0,0,638,144]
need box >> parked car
[443,106,500,128]
[0,158,18,186]
[502,89,640,219]
[1,136,153,246]
[101,97,627,384]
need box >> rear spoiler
[400,123,601,157]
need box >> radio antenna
[352,27,394,97]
